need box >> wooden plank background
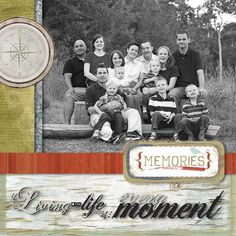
[0,153,235,174]
[3,175,234,235]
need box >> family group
[62,30,208,143]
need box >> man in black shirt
[169,30,207,109]
[86,64,142,141]
[63,39,87,124]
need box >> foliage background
[42,0,236,138]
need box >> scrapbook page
[0,0,236,235]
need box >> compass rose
[0,17,54,87]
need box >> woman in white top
[108,50,125,77]
[123,43,145,116]
[84,34,110,86]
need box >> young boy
[148,77,176,140]
[142,59,162,120]
[173,84,209,141]
[92,79,127,143]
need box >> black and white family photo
[42,0,236,152]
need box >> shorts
[65,87,86,101]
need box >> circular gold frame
[0,17,54,87]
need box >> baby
[114,66,142,116]
[114,66,133,95]
[142,59,161,94]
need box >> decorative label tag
[124,141,224,183]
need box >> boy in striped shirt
[148,77,177,140]
[174,84,209,141]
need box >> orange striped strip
[0,153,235,174]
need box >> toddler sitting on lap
[92,79,127,144]
[114,66,141,116]
[142,59,162,119]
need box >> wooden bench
[143,124,221,139]
[44,98,220,139]
[43,124,221,139]
[43,124,93,138]
[73,101,89,125]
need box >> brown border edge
[123,140,225,184]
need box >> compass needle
[22,51,41,54]
[6,39,19,51]
[17,51,21,73]
[20,53,32,66]
[0,50,17,54]
[21,39,34,51]
[18,28,22,52]
[8,53,18,63]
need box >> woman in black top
[84,34,111,86]
[156,46,179,92]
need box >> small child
[114,66,134,95]
[114,66,142,116]
[92,79,127,143]
[142,59,161,94]
[173,84,209,141]
[148,77,176,140]
[142,59,162,119]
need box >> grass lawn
[43,136,236,153]
[43,137,124,152]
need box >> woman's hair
[92,34,104,51]
[156,46,175,69]
[110,50,125,68]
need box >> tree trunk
[217,29,223,81]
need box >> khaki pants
[90,108,142,141]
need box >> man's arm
[86,87,116,114]
[132,62,145,92]
[143,76,156,84]
[197,69,205,89]
[85,87,96,115]
[133,72,144,90]
[195,51,207,98]
[64,73,73,90]
[148,87,157,94]
[94,102,104,116]
[167,65,179,91]
[84,63,98,82]
[197,69,207,97]
[167,77,177,91]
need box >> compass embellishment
[0,18,54,87]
